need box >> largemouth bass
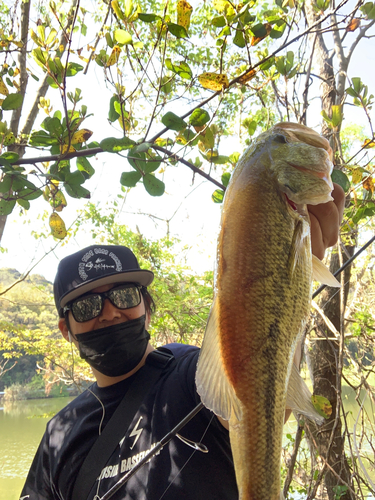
[195,122,340,500]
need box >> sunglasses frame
[63,283,143,323]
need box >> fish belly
[217,157,312,500]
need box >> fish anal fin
[196,299,242,422]
[312,254,340,287]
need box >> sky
[1,1,375,284]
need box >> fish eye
[273,134,288,144]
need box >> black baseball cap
[54,245,154,317]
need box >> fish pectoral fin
[286,364,324,425]
[195,299,242,422]
[312,254,340,287]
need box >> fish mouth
[284,194,308,217]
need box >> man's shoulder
[161,342,199,359]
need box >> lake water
[0,397,74,500]
[0,388,374,500]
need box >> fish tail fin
[286,364,325,425]
[312,254,340,287]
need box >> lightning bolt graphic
[129,416,143,450]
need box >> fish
[195,122,340,500]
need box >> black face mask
[74,315,150,377]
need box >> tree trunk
[303,1,354,498]
[307,248,354,500]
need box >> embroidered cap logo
[78,248,123,281]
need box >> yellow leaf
[362,139,375,149]
[60,143,76,154]
[3,132,15,145]
[0,76,9,96]
[49,212,67,239]
[352,167,362,185]
[111,0,125,20]
[106,45,121,67]
[177,0,193,31]
[311,395,332,419]
[12,41,24,48]
[198,72,229,91]
[238,68,257,84]
[68,128,93,145]
[346,18,360,32]
[363,176,375,193]
[50,190,67,212]
[212,0,235,15]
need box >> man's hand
[308,183,345,260]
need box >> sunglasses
[63,283,143,323]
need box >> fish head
[262,122,334,206]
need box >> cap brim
[59,270,154,309]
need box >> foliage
[0,0,373,242]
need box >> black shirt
[20,344,238,500]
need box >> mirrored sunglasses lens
[72,295,103,322]
[110,287,140,309]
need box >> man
[20,185,345,500]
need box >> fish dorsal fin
[312,254,341,287]
[195,299,242,422]
[286,364,324,425]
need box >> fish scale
[196,123,339,500]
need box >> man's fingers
[308,183,345,259]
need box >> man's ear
[59,318,71,342]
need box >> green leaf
[167,22,188,38]
[0,198,16,215]
[127,151,147,171]
[29,130,59,147]
[64,183,91,199]
[198,127,215,150]
[109,96,121,122]
[17,187,43,200]
[211,16,226,27]
[211,155,230,164]
[2,93,24,111]
[270,22,286,39]
[138,13,160,22]
[0,152,19,163]
[17,198,30,210]
[331,105,343,128]
[0,175,12,193]
[0,157,12,169]
[65,170,85,185]
[120,171,142,187]
[162,112,187,131]
[143,156,162,173]
[233,23,246,48]
[250,23,267,38]
[212,189,224,203]
[189,108,210,127]
[143,173,165,196]
[66,63,84,77]
[43,116,63,136]
[100,136,135,152]
[221,172,231,187]
[76,156,95,178]
[165,59,192,79]
[331,169,350,193]
[114,29,132,45]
